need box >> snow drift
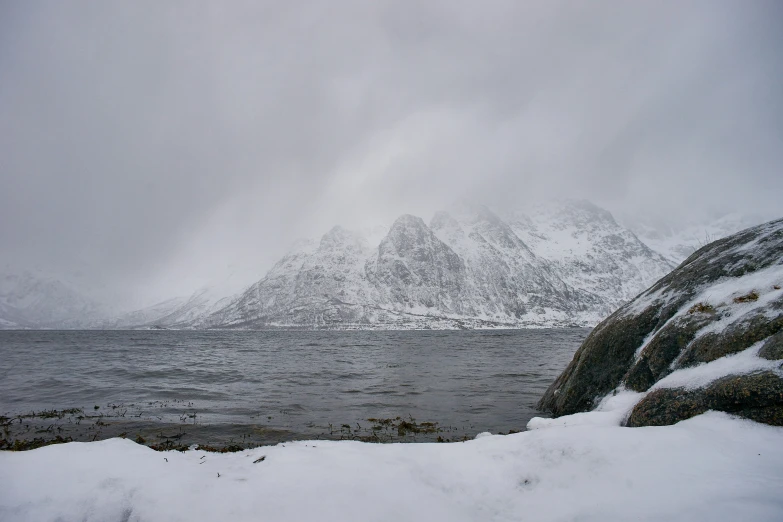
[1,411,782,522]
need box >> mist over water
[0,329,587,444]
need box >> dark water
[0,329,587,446]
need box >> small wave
[1,329,581,439]
[487,373,533,379]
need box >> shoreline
[1,407,521,452]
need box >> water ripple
[0,329,588,435]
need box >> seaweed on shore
[0,435,73,451]
[2,405,513,450]
[18,408,83,420]
[327,416,445,442]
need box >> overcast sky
[1,1,782,306]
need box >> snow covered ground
[2,409,781,522]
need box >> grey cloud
[1,0,781,305]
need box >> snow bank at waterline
[2,411,782,522]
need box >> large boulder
[537,218,783,426]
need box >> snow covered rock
[627,371,783,427]
[538,217,783,425]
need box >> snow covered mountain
[105,268,257,329]
[2,201,768,330]
[104,296,191,329]
[505,201,676,311]
[0,270,106,329]
[193,201,677,329]
[622,212,769,265]
[107,288,241,329]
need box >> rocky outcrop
[538,218,783,426]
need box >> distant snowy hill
[105,268,256,329]
[623,213,768,265]
[104,296,190,329]
[193,201,677,329]
[0,270,105,329]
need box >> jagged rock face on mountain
[538,218,783,426]
[430,205,603,322]
[506,200,675,313]
[196,201,675,329]
[200,217,469,328]
[368,215,468,315]
[200,228,377,327]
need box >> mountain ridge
[191,200,676,329]
[0,201,769,330]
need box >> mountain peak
[389,214,427,230]
[319,226,369,253]
[430,211,461,231]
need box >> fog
[1,1,781,306]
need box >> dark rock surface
[538,218,783,425]
[624,314,716,392]
[677,308,783,367]
[627,371,783,427]
[760,331,783,361]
